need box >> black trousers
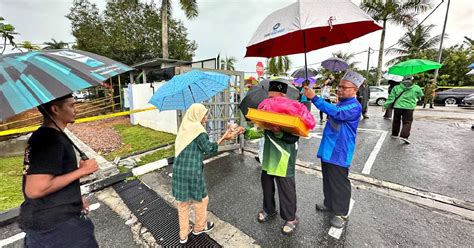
[319,98,331,120]
[383,105,393,118]
[261,170,297,221]
[357,98,368,115]
[392,108,414,138]
[321,161,351,216]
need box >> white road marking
[328,198,355,240]
[362,131,388,175]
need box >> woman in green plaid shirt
[173,103,236,244]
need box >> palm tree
[43,38,69,50]
[161,0,198,59]
[462,36,473,49]
[332,51,359,69]
[0,16,19,54]
[360,0,432,85]
[266,56,291,77]
[18,41,41,52]
[386,24,444,65]
[220,56,237,71]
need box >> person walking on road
[18,94,99,248]
[256,80,300,236]
[383,76,424,144]
[383,80,401,119]
[172,103,234,244]
[357,81,370,119]
[319,76,333,123]
[423,79,437,109]
[303,70,364,229]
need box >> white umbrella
[383,73,404,82]
[466,69,474,75]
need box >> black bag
[388,88,409,108]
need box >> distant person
[299,80,312,111]
[19,94,99,248]
[357,81,370,119]
[172,103,235,244]
[319,75,334,123]
[383,80,401,119]
[383,76,424,144]
[423,79,438,109]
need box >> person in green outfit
[423,79,438,109]
[172,103,236,244]
[383,76,424,144]
[256,79,300,236]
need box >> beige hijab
[175,103,208,157]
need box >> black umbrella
[291,67,318,79]
[239,78,300,119]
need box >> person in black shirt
[18,94,99,248]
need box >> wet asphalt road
[151,153,473,247]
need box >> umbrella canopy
[293,77,316,87]
[468,63,474,69]
[321,57,349,72]
[149,70,230,111]
[382,73,404,82]
[291,67,318,78]
[0,49,134,120]
[467,69,474,75]
[388,59,443,76]
[239,78,300,118]
[245,0,381,59]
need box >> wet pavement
[151,153,473,247]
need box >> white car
[369,86,389,106]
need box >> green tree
[17,41,41,52]
[220,56,236,71]
[160,0,198,59]
[0,16,19,54]
[267,56,291,77]
[43,39,69,50]
[360,0,432,85]
[386,24,444,65]
[67,0,197,65]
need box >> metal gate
[176,67,245,152]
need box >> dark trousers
[392,108,414,138]
[261,170,297,221]
[319,98,331,121]
[423,97,434,108]
[321,161,351,216]
[24,215,98,248]
[383,105,393,118]
[357,98,368,115]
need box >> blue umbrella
[468,63,474,69]
[321,57,349,72]
[149,70,230,111]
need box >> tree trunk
[375,20,387,86]
[161,0,169,59]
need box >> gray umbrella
[239,78,300,119]
[321,57,349,72]
[291,67,318,78]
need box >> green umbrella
[388,59,442,76]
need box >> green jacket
[384,83,424,110]
[262,130,299,177]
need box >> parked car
[434,88,474,106]
[369,86,389,106]
[461,93,474,106]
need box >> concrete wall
[128,82,178,134]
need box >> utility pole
[366,47,371,80]
[434,0,450,82]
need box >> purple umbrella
[321,57,349,72]
[293,77,316,87]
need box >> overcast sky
[1,0,473,76]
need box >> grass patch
[104,124,176,161]
[0,156,24,211]
[136,146,175,167]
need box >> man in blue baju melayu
[304,70,364,228]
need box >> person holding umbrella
[257,80,300,236]
[19,94,99,247]
[319,75,334,123]
[383,76,424,144]
[303,70,364,228]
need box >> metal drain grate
[113,179,221,247]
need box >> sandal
[192,221,215,235]
[257,210,277,223]
[281,218,299,236]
